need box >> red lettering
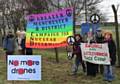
[18,68,25,75]
[13,60,19,66]
[27,60,33,66]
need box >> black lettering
[21,61,27,65]
[65,18,68,22]
[44,16,47,20]
[33,69,36,73]
[36,26,39,31]
[37,17,40,21]
[49,16,51,19]
[31,32,34,36]
[9,60,13,65]
[60,13,64,17]
[11,68,17,74]
[52,15,55,19]
[27,68,33,73]
[41,17,43,20]
[33,22,37,25]
[30,41,34,46]
[56,14,59,18]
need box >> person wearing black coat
[103,32,116,82]
[86,31,97,77]
[95,29,104,74]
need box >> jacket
[3,35,15,52]
[104,39,116,65]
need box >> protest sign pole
[85,0,88,22]
[12,81,15,84]
[54,0,60,63]
[73,5,76,35]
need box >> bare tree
[112,5,120,66]
[48,0,103,22]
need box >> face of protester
[8,32,14,38]
[97,31,102,37]
[87,32,93,39]
[105,34,111,40]
[75,36,81,41]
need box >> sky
[98,0,120,22]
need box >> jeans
[72,57,86,74]
[104,65,115,81]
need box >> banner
[26,8,73,48]
[7,55,41,80]
[81,43,110,65]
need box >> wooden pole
[73,5,76,35]
[85,0,87,22]
[55,48,59,63]
[12,81,15,84]
[54,0,60,63]
[112,5,120,66]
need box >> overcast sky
[98,0,120,22]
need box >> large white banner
[81,43,110,65]
[7,55,41,80]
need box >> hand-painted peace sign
[66,9,72,17]
[67,36,75,45]
[90,14,100,24]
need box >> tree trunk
[112,5,120,66]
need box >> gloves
[67,52,74,60]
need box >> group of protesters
[2,28,116,82]
[67,28,116,82]
[2,30,33,61]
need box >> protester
[103,32,116,82]
[16,30,26,55]
[26,48,33,55]
[16,30,22,54]
[21,35,26,55]
[95,29,104,74]
[71,34,86,75]
[3,31,15,61]
[25,36,33,55]
[86,29,97,77]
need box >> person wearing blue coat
[3,31,15,61]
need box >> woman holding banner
[103,32,116,82]
[95,29,104,74]
[85,29,97,77]
[71,34,86,75]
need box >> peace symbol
[90,14,100,24]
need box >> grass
[0,47,120,84]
